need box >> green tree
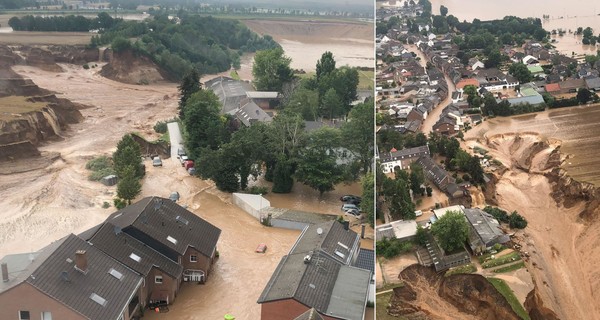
[183,89,227,159]
[440,5,448,16]
[430,210,469,253]
[321,88,344,119]
[509,211,528,229]
[342,99,374,173]
[272,156,294,193]
[112,134,143,179]
[252,47,294,92]
[509,63,532,83]
[111,36,131,52]
[178,69,200,119]
[361,172,375,226]
[116,166,141,205]
[577,88,593,104]
[485,49,503,68]
[415,225,428,246]
[295,130,344,195]
[316,51,336,81]
[286,87,319,121]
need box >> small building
[245,91,280,109]
[375,220,418,241]
[463,208,510,255]
[431,205,465,223]
[379,145,430,173]
[234,101,272,127]
[258,221,371,320]
[416,156,455,192]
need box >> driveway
[167,121,183,165]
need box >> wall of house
[182,247,211,278]
[260,300,339,320]
[147,267,178,304]
[0,283,85,320]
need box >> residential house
[417,233,470,272]
[455,78,480,92]
[375,220,418,241]
[258,221,371,320]
[380,145,430,173]
[468,58,485,71]
[463,208,510,255]
[205,76,254,114]
[234,101,272,127]
[406,105,428,122]
[0,234,144,320]
[585,77,600,91]
[474,68,519,91]
[416,156,455,192]
[106,197,221,283]
[522,55,539,65]
[556,78,586,94]
[244,91,280,109]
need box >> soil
[387,264,520,320]
[464,127,600,320]
[101,48,171,84]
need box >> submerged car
[152,157,162,167]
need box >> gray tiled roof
[235,101,272,127]
[294,308,325,320]
[326,266,371,320]
[108,197,221,258]
[88,223,183,279]
[290,221,359,265]
[206,76,254,113]
[26,234,143,320]
[463,208,510,247]
[380,145,429,163]
[353,249,374,273]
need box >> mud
[387,264,520,320]
[101,48,171,84]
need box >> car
[345,208,360,216]
[341,203,359,212]
[179,155,189,165]
[177,146,186,157]
[152,157,162,167]
[340,195,362,204]
[415,210,423,217]
[255,243,267,253]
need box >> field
[0,96,47,120]
[0,31,92,45]
[487,278,531,320]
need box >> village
[374,0,600,319]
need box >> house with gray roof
[205,76,254,114]
[463,208,510,255]
[234,101,272,127]
[0,234,144,320]
[258,221,371,320]
[380,145,430,173]
[107,196,221,283]
[416,156,455,192]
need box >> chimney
[343,221,350,231]
[75,250,88,274]
[361,224,366,239]
[1,263,8,282]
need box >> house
[468,58,485,71]
[106,197,221,283]
[446,183,468,198]
[375,220,418,241]
[380,145,430,173]
[205,76,254,114]
[234,101,272,127]
[258,221,371,320]
[585,77,600,91]
[432,116,458,136]
[522,55,539,65]
[417,233,470,272]
[463,208,510,255]
[416,156,455,192]
[406,106,427,122]
[245,91,280,109]
[545,82,561,94]
[431,205,465,223]
[504,89,545,107]
[455,78,480,92]
[85,223,184,305]
[557,78,586,94]
[0,234,144,320]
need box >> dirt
[464,127,600,320]
[387,264,520,320]
[377,254,418,288]
[101,48,171,84]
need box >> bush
[83,64,90,69]
[509,211,528,229]
[102,201,110,209]
[86,156,115,181]
[113,198,127,209]
[153,117,178,134]
[376,238,414,259]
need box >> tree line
[9,12,119,31]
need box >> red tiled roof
[456,78,480,90]
[545,83,560,92]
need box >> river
[429,0,600,55]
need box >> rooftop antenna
[113,225,122,235]
[154,198,163,211]
[60,271,71,282]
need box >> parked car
[345,208,361,217]
[255,243,268,253]
[341,203,359,212]
[179,155,189,165]
[340,195,362,204]
[415,210,423,217]
[177,146,186,157]
[152,157,162,167]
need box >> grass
[487,278,531,320]
[229,70,241,80]
[375,291,408,320]
[493,261,525,273]
[478,247,508,264]
[482,252,522,269]
[358,69,374,90]
[0,96,48,121]
[445,263,477,277]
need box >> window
[155,275,163,284]
[166,236,177,245]
[18,311,30,320]
[108,268,124,280]
[41,312,52,320]
[129,253,141,262]
[190,255,197,263]
[90,293,108,307]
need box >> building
[463,208,510,255]
[379,145,430,173]
[416,156,455,191]
[431,205,465,223]
[205,76,254,114]
[0,235,144,320]
[375,220,418,241]
[245,91,280,109]
[234,101,272,127]
[258,221,371,320]
[416,233,470,272]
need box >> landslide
[100,48,171,85]
[476,132,600,320]
[387,264,520,320]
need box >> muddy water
[429,0,600,55]
[469,104,600,186]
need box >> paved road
[167,121,184,165]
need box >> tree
[182,89,227,159]
[577,88,593,104]
[111,36,131,52]
[485,49,503,68]
[286,87,319,121]
[430,210,469,253]
[112,134,143,179]
[116,166,141,205]
[272,156,294,193]
[321,88,344,119]
[415,225,428,246]
[361,172,375,226]
[252,47,294,92]
[316,51,336,81]
[178,69,200,119]
[409,162,424,195]
[440,5,448,16]
[342,99,374,173]
[318,66,359,111]
[509,211,528,229]
[509,63,532,83]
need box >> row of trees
[112,134,145,207]
[9,12,119,31]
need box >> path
[167,121,183,165]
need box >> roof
[352,249,374,274]
[246,91,279,99]
[545,83,561,92]
[433,205,465,220]
[294,308,325,320]
[108,197,221,258]
[235,101,272,127]
[456,78,480,90]
[527,65,544,74]
[585,77,600,89]
[326,266,370,319]
[88,223,183,279]
[375,220,417,240]
[26,234,143,320]
[206,76,254,113]
[506,94,545,106]
[289,221,360,265]
[416,156,453,188]
[380,145,429,163]
[463,208,510,246]
[559,78,586,90]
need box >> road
[167,121,184,165]
[405,44,456,134]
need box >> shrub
[83,64,90,69]
[113,198,127,209]
[153,117,178,134]
[102,201,110,209]
[86,156,115,181]
[509,211,528,229]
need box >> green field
[493,261,525,273]
[482,252,522,269]
[487,278,531,320]
[0,96,48,121]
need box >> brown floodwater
[468,104,600,186]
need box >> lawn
[487,278,531,320]
[376,291,407,320]
[358,69,374,90]
[445,263,477,277]
[493,261,525,273]
[0,96,48,121]
[482,251,521,269]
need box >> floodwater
[468,104,600,186]
[429,0,600,55]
